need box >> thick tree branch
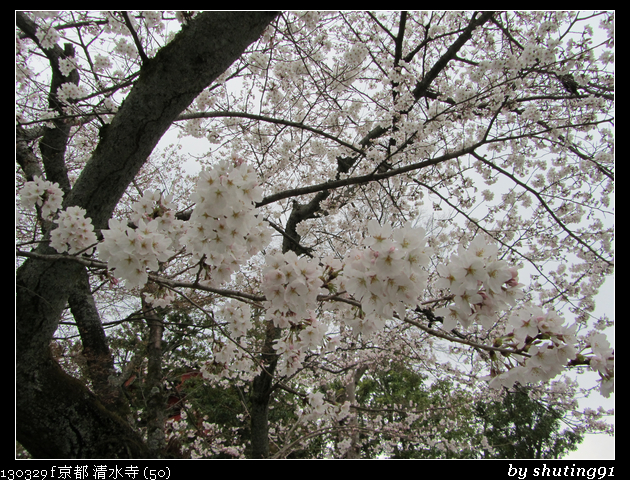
[17,12,80,194]
[258,142,482,207]
[68,268,130,417]
[121,11,149,64]
[16,11,279,458]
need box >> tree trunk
[250,320,282,458]
[142,285,166,453]
[68,268,129,417]
[16,11,279,458]
[344,365,367,459]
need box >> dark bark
[141,285,167,453]
[16,126,45,181]
[282,191,330,256]
[16,352,151,459]
[68,269,130,417]
[250,187,322,458]
[250,320,282,458]
[20,8,130,421]
[16,11,279,458]
[16,12,79,194]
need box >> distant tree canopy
[474,386,583,459]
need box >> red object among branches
[166,370,202,421]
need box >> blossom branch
[470,151,613,267]
[258,142,482,207]
[403,316,531,358]
[176,111,363,155]
[121,12,149,64]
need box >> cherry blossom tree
[16,11,614,458]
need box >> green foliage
[348,363,583,459]
[352,364,477,458]
[474,386,583,459]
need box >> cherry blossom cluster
[433,236,524,331]
[114,38,137,58]
[181,158,272,286]
[19,159,271,295]
[484,306,614,398]
[261,250,325,329]
[35,23,60,49]
[486,307,578,389]
[259,251,331,377]
[273,335,307,377]
[343,43,369,68]
[586,332,614,398]
[143,288,176,309]
[57,57,76,77]
[57,82,89,103]
[18,171,613,398]
[96,189,187,290]
[97,216,175,289]
[201,338,258,382]
[340,220,433,337]
[272,311,331,377]
[20,177,97,255]
[19,175,64,221]
[295,313,329,350]
[219,300,253,338]
[128,189,186,251]
[92,53,112,72]
[302,391,351,423]
[49,206,97,254]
